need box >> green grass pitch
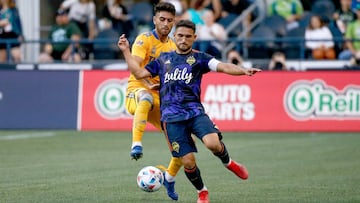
[1,131,359,203]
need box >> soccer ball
[137,166,164,192]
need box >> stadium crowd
[2,0,360,70]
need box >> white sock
[131,142,142,149]
[165,172,175,182]
[197,186,208,193]
[225,158,232,166]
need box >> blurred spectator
[300,0,311,11]
[198,0,222,21]
[268,0,304,30]
[102,0,133,37]
[0,0,23,63]
[219,0,251,36]
[38,9,82,63]
[349,50,360,65]
[60,0,97,59]
[305,15,336,59]
[161,0,188,16]
[333,0,356,34]
[345,50,360,69]
[227,49,243,66]
[268,52,288,70]
[338,4,360,60]
[128,1,154,35]
[181,0,208,26]
[92,18,120,60]
[195,9,227,58]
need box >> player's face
[153,11,175,37]
[174,27,196,54]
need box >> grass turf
[0,131,359,203]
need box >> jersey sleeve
[145,59,161,77]
[200,52,216,73]
[131,34,149,60]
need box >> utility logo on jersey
[186,55,196,66]
[95,79,131,120]
[164,67,193,84]
[284,79,360,120]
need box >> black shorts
[0,31,20,49]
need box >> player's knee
[203,133,222,152]
[181,153,196,169]
[138,91,154,105]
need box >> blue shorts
[161,113,222,157]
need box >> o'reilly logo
[284,80,360,120]
[95,79,130,120]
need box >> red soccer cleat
[197,190,209,203]
[226,160,249,180]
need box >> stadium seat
[311,0,335,23]
[298,11,313,29]
[281,27,306,59]
[247,24,277,59]
[262,15,287,37]
[328,22,344,57]
[129,2,154,36]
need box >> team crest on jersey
[165,60,171,64]
[186,56,196,65]
[135,40,144,46]
[172,142,180,153]
[151,47,156,55]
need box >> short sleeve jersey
[145,50,215,122]
[127,30,177,90]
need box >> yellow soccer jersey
[127,30,176,90]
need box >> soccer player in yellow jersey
[125,2,180,200]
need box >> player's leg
[163,120,209,203]
[148,95,182,177]
[126,88,153,160]
[148,101,181,200]
[182,153,209,203]
[193,114,249,180]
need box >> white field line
[0,132,56,140]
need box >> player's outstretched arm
[217,62,262,76]
[118,34,151,79]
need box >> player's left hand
[246,68,262,76]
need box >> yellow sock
[132,100,152,143]
[167,157,182,177]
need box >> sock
[165,171,175,182]
[132,100,152,143]
[131,142,142,149]
[184,165,204,191]
[213,142,230,164]
[197,186,208,193]
[167,157,182,177]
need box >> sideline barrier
[79,71,360,132]
[0,70,359,131]
[0,70,79,129]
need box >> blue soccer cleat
[163,172,178,201]
[130,146,143,160]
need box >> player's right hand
[117,34,130,52]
